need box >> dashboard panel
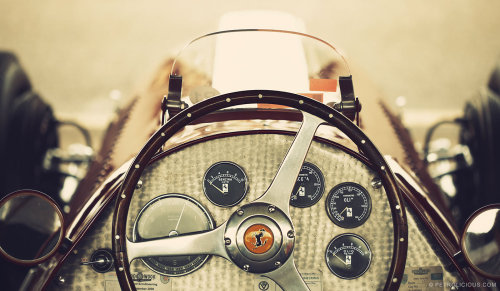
[48,132,460,290]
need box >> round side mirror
[0,190,64,265]
[461,204,500,280]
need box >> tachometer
[290,162,325,208]
[133,194,214,276]
[326,182,372,228]
[203,161,248,207]
[325,234,372,279]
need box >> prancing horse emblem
[244,224,274,254]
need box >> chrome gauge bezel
[325,233,372,280]
[132,193,215,276]
[290,162,325,208]
[326,182,372,229]
[202,161,249,207]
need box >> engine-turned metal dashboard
[49,131,460,290]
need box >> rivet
[258,94,263,99]
[136,180,143,189]
[395,205,401,210]
[134,164,140,169]
[329,114,333,118]
[268,205,276,213]
[275,261,281,266]
[121,194,126,199]
[161,132,165,137]
[56,276,65,286]
[119,267,124,271]
[226,98,231,102]
[115,235,120,240]
[187,113,192,117]
[287,230,295,238]
[181,103,185,109]
[243,265,250,272]
[371,178,382,189]
[224,238,231,245]
[400,238,405,242]
[392,278,398,283]
[361,139,366,144]
[73,249,78,255]
[299,100,304,104]
[237,209,244,216]
[381,166,385,171]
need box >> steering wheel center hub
[243,224,274,254]
[224,202,295,273]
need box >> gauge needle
[174,201,187,231]
[339,207,348,216]
[209,181,225,194]
[334,253,348,265]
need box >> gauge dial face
[326,182,372,228]
[325,234,372,279]
[133,194,214,276]
[203,161,248,207]
[290,162,325,208]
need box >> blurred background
[1,0,500,146]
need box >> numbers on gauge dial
[326,182,372,228]
[133,194,215,276]
[325,234,372,279]
[203,161,248,207]
[290,162,325,208]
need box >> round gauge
[290,162,325,208]
[133,194,214,276]
[203,161,248,207]
[325,234,372,279]
[326,182,372,228]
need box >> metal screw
[136,180,143,189]
[287,230,295,238]
[275,261,281,267]
[56,276,65,286]
[224,238,231,245]
[371,178,382,189]
[268,205,276,213]
[237,209,244,216]
[243,264,250,272]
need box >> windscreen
[171,29,351,108]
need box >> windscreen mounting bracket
[335,75,361,124]
[162,74,188,123]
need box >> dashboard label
[104,272,172,291]
[254,271,322,291]
[399,266,444,291]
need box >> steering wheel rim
[112,90,408,291]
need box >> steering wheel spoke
[256,111,323,214]
[263,255,310,291]
[126,222,229,263]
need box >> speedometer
[326,182,372,228]
[133,194,214,276]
